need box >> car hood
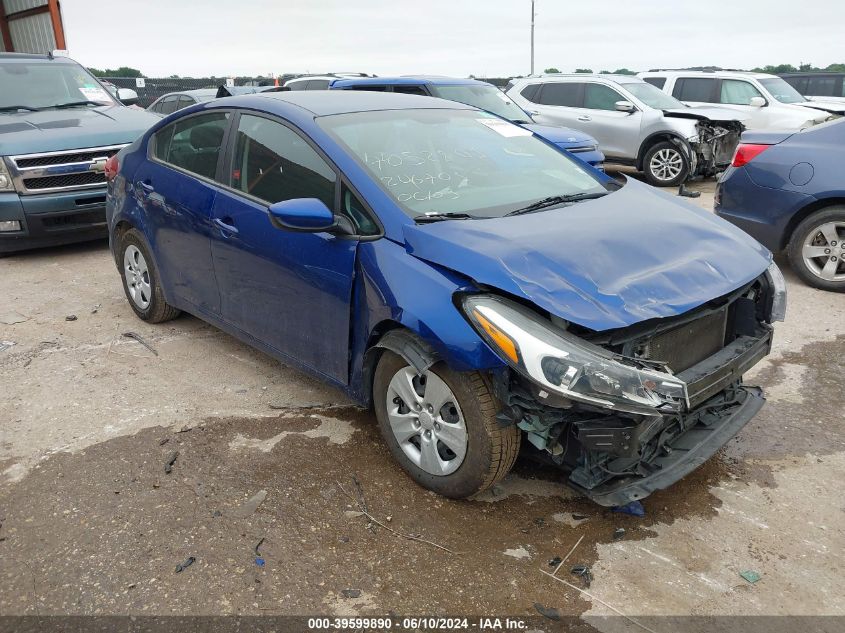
[402,178,771,331]
[663,106,751,124]
[796,100,845,116]
[522,123,596,147]
[0,105,159,155]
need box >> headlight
[765,262,787,322]
[0,158,13,191]
[463,295,688,416]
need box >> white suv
[507,74,745,187]
[638,71,843,130]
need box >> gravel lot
[1,177,843,624]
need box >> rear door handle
[577,115,592,122]
[213,217,239,235]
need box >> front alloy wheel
[373,350,520,498]
[643,141,689,187]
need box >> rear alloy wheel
[643,141,689,187]
[118,229,182,322]
[373,350,520,498]
[788,207,845,291]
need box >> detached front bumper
[571,385,764,506]
[0,189,108,254]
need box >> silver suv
[507,74,746,187]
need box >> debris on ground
[552,512,589,527]
[122,331,158,356]
[533,603,561,621]
[344,510,364,519]
[0,312,28,325]
[548,556,562,568]
[340,589,361,599]
[678,183,702,198]
[175,556,196,573]
[612,500,645,517]
[164,451,179,474]
[176,425,192,434]
[65,315,77,322]
[158,437,169,446]
[0,341,15,352]
[740,570,762,583]
[570,564,593,587]
[503,546,531,560]
[232,489,267,518]
[254,537,266,567]
[613,528,626,540]
[91,304,101,314]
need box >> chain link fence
[101,76,299,107]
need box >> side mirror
[269,198,351,234]
[615,100,635,113]
[749,96,766,107]
[117,88,139,106]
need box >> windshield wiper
[414,212,478,224]
[0,105,40,112]
[505,192,609,217]
[49,100,106,109]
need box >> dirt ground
[1,176,843,628]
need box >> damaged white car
[506,74,746,187]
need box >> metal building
[0,0,65,53]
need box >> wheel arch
[781,197,845,251]
[636,131,690,171]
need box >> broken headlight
[463,295,688,416]
[765,262,787,322]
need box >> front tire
[643,141,689,187]
[787,206,845,292]
[118,229,181,322]
[373,351,520,499]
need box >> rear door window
[673,78,717,102]
[176,96,195,110]
[393,85,428,95]
[537,82,582,107]
[807,75,837,97]
[306,79,331,90]
[719,79,764,105]
[286,80,308,91]
[152,112,230,180]
[159,96,179,114]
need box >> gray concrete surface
[1,178,843,623]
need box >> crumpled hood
[403,178,772,331]
[796,100,845,116]
[522,123,596,147]
[664,106,751,124]
[0,106,159,155]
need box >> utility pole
[530,0,536,75]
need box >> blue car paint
[329,76,605,168]
[109,91,770,406]
[716,119,845,251]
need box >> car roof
[212,90,475,116]
[332,76,483,88]
[0,52,78,64]
[512,74,644,85]
[780,71,845,78]
[639,70,774,79]
[154,88,219,101]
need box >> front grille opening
[75,195,107,206]
[15,148,120,169]
[634,308,728,373]
[42,210,106,230]
[23,172,106,191]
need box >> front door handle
[577,115,592,122]
[213,217,239,235]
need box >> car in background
[781,72,845,104]
[106,91,784,506]
[283,73,374,91]
[0,52,160,254]
[639,70,843,129]
[101,80,140,106]
[716,119,845,291]
[507,74,745,186]
[329,76,604,168]
[147,89,219,115]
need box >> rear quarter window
[642,77,666,89]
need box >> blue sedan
[716,119,845,291]
[106,91,784,506]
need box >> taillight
[731,143,770,168]
[104,154,119,181]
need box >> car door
[133,111,231,313]
[717,79,773,128]
[572,82,642,160]
[209,112,358,383]
[525,81,584,129]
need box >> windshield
[759,78,807,104]
[0,61,117,110]
[430,84,531,123]
[623,82,686,110]
[319,109,608,218]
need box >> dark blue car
[327,76,605,168]
[106,91,785,506]
[716,119,845,291]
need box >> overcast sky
[62,0,843,78]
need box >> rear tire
[118,229,181,322]
[373,350,520,499]
[787,206,845,292]
[643,141,689,187]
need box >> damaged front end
[664,111,744,179]
[463,263,786,506]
